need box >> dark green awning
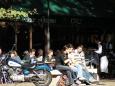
[0,0,115,20]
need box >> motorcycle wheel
[31,69,52,86]
[0,72,13,84]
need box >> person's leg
[75,64,84,79]
[78,64,96,82]
[82,69,95,82]
[56,65,74,85]
[72,65,91,85]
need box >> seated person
[36,49,43,62]
[23,49,37,64]
[69,45,96,83]
[10,50,22,63]
[22,50,30,63]
[44,49,55,70]
[54,47,77,86]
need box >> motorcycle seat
[22,63,35,69]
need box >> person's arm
[16,56,23,63]
[60,55,71,65]
[31,57,37,64]
[94,43,102,54]
[77,52,86,66]
[36,56,43,62]
[64,59,71,64]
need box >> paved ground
[97,79,115,86]
[0,79,115,86]
[0,83,35,86]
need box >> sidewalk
[0,79,115,86]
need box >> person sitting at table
[23,50,30,62]
[27,49,37,64]
[36,49,43,62]
[45,49,55,70]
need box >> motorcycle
[0,55,52,86]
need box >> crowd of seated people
[0,45,98,86]
[42,44,97,85]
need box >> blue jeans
[71,64,94,82]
